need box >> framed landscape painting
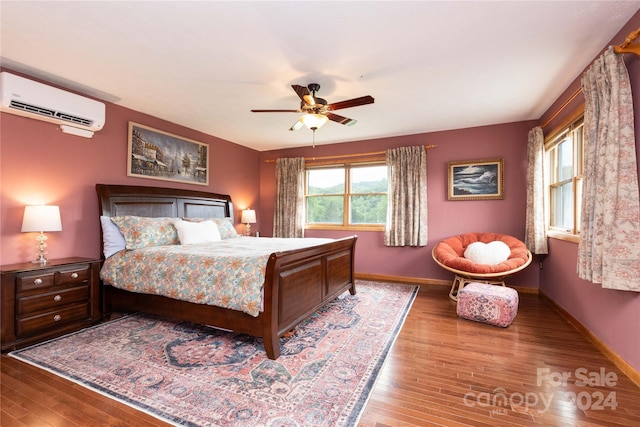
[127,122,209,186]
[448,158,504,201]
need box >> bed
[96,184,357,360]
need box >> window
[545,115,584,238]
[306,163,388,230]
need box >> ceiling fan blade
[292,84,310,100]
[327,95,374,111]
[327,112,357,126]
[289,119,304,131]
[251,109,300,113]
[292,84,316,106]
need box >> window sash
[545,116,584,236]
[305,163,387,229]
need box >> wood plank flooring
[2,284,639,426]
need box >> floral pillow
[110,216,179,250]
[184,217,239,239]
[212,217,239,239]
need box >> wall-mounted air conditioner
[0,71,106,138]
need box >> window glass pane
[307,168,344,195]
[556,138,573,181]
[350,166,388,193]
[350,194,387,224]
[551,182,574,229]
[306,196,343,224]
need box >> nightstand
[1,257,101,351]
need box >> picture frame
[127,122,209,186]
[448,157,504,201]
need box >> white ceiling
[1,1,639,151]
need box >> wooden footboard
[262,236,357,359]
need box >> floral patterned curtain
[525,126,548,254]
[273,157,305,238]
[577,47,640,292]
[384,146,428,246]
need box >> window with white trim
[545,115,584,237]
[305,163,387,230]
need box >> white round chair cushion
[463,241,511,265]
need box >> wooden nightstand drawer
[56,266,90,286]
[17,265,90,293]
[2,257,102,351]
[16,303,90,337]
[17,285,90,316]
[16,272,55,292]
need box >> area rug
[10,280,417,427]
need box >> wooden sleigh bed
[96,184,357,360]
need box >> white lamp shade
[241,209,256,224]
[300,114,329,130]
[21,205,62,232]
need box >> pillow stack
[100,215,239,259]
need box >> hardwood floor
[2,284,639,426]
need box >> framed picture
[127,122,208,186]
[448,158,504,201]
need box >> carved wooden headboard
[96,184,234,220]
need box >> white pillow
[100,216,126,258]
[173,219,221,244]
[463,241,511,265]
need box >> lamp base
[32,232,49,264]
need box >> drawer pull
[54,295,62,302]
[34,278,43,285]
[53,315,62,322]
[71,272,79,279]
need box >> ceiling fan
[251,83,374,131]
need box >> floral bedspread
[100,237,334,317]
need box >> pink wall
[538,12,640,372]
[0,69,261,266]
[259,121,540,288]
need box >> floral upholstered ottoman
[456,282,519,327]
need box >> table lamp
[21,205,62,264]
[241,209,256,236]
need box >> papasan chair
[432,232,532,301]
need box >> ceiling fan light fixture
[300,113,329,130]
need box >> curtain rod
[542,28,639,129]
[540,87,583,129]
[265,144,437,163]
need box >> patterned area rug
[10,281,417,427]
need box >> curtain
[384,146,428,246]
[273,157,305,238]
[577,46,640,292]
[524,126,548,254]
